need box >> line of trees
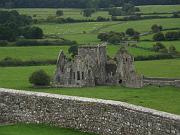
[0,0,179,8]
[109,3,140,16]
[153,31,180,41]
[98,28,140,44]
[153,42,177,54]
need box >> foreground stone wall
[0,88,180,135]
[143,77,180,87]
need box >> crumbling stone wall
[144,77,180,87]
[54,44,143,88]
[1,88,180,135]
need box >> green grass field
[0,45,158,61]
[0,46,69,61]
[35,22,118,35]
[0,5,180,116]
[137,41,180,51]
[0,59,179,89]
[0,124,96,135]
[35,22,120,44]
[2,5,180,20]
[2,8,110,20]
[34,18,180,44]
[100,18,180,33]
[36,18,180,35]
[138,5,180,13]
[0,62,180,114]
[135,59,180,78]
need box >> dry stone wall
[143,77,180,87]
[0,88,180,135]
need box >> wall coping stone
[0,87,180,121]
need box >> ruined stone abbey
[54,44,143,88]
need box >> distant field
[135,59,180,78]
[1,5,180,20]
[35,22,119,35]
[63,34,100,44]
[35,22,118,44]
[0,124,96,135]
[34,18,180,44]
[0,5,180,115]
[0,46,69,61]
[0,45,158,61]
[138,41,180,51]
[0,61,180,114]
[107,45,157,57]
[138,5,180,13]
[1,8,110,20]
[100,18,180,33]
[141,30,180,41]
[36,18,180,35]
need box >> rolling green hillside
[0,5,180,116]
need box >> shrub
[0,57,23,66]
[108,34,121,44]
[83,8,96,17]
[153,42,165,52]
[0,57,56,67]
[97,31,126,44]
[159,48,168,53]
[153,42,166,52]
[126,28,135,36]
[68,45,78,57]
[108,7,122,16]
[169,45,177,54]
[0,26,17,41]
[96,16,109,21]
[29,69,51,86]
[23,26,43,39]
[135,54,173,61]
[131,32,140,41]
[15,39,76,46]
[0,40,8,47]
[153,33,165,41]
[56,10,63,16]
[97,33,109,41]
[165,31,180,41]
[172,12,180,18]
[151,24,163,33]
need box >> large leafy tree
[0,10,33,41]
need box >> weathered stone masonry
[54,44,143,88]
[0,88,180,135]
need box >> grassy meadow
[138,41,180,51]
[0,59,179,89]
[33,18,180,44]
[0,60,180,114]
[0,5,180,116]
[0,124,96,135]
[2,5,180,19]
[3,8,110,20]
[100,18,180,33]
[138,5,180,13]
[0,46,69,61]
[0,44,158,61]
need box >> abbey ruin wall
[0,88,180,135]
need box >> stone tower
[115,48,143,88]
[78,44,107,85]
